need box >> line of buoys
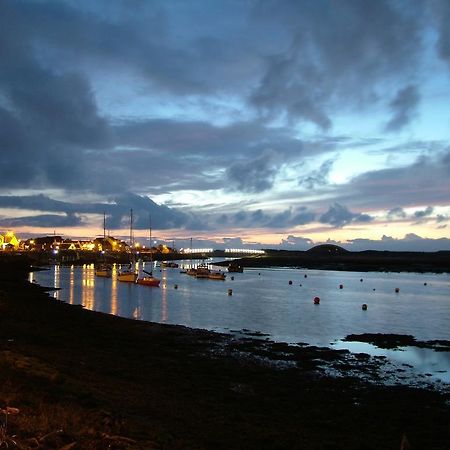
[288,280,293,285]
[313,296,320,304]
[362,304,368,310]
[227,288,233,296]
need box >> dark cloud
[387,207,407,219]
[431,0,450,67]
[214,206,315,229]
[414,206,434,219]
[384,85,420,132]
[225,150,280,193]
[0,0,448,248]
[345,234,450,252]
[0,213,81,228]
[0,2,112,191]
[249,0,424,128]
[298,159,334,189]
[319,203,373,228]
[0,193,189,230]
[436,214,448,223]
[330,149,450,211]
[168,233,450,252]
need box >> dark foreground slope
[0,257,449,449]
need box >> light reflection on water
[32,260,450,383]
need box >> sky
[0,0,450,251]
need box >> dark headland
[0,255,449,449]
[216,245,450,273]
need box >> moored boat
[162,262,179,268]
[118,209,138,283]
[136,276,160,287]
[208,271,226,280]
[95,264,112,278]
[196,263,211,278]
[117,268,138,283]
[136,214,160,287]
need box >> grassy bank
[0,265,449,449]
[217,249,450,273]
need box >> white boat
[95,264,112,278]
[118,209,138,283]
[117,269,138,283]
[136,214,160,287]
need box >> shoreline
[0,270,449,448]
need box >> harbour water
[31,260,450,384]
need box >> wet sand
[0,265,449,449]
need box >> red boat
[136,276,160,287]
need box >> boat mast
[103,212,106,241]
[130,208,133,247]
[149,214,153,275]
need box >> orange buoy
[313,296,320,304]
[362,304,368,310]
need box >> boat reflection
[110,264,118,315]
[81,264,95,310]
[161,269,168,323]
[69,265,74,305]
[53,265,60,300]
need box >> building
[0,231,20,251]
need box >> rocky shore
[0,263,449,449]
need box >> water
[31,260,450,384]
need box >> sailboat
[117,209,138,283]
[95,212,112,278]
[186,237,198,276]
[136,215,160,287]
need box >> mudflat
[0,271,449,449]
